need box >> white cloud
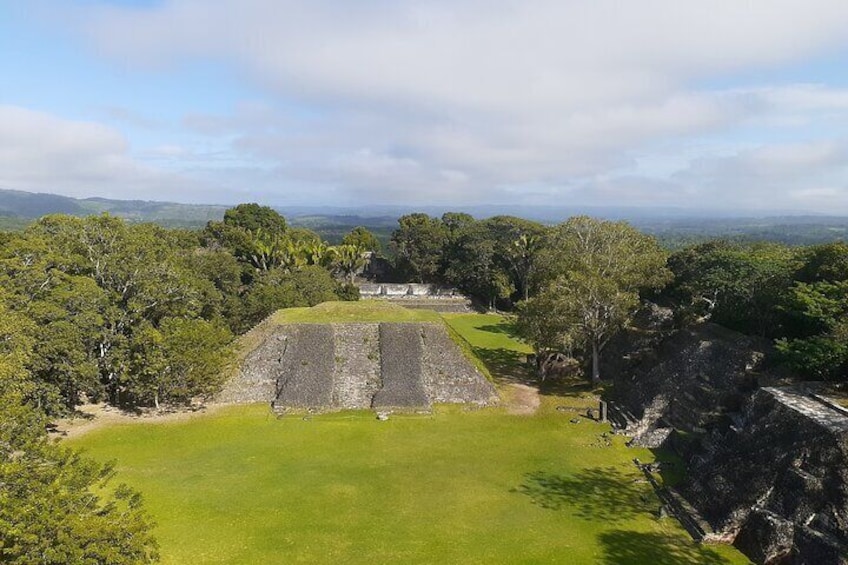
[35,1,848,209]
[0,105,206,201]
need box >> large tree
[223,203,287,234]
[519,217,670,383]
[390,214,448,283]
[341,226,381,253]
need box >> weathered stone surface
[420,323,497,405]
[371,323,428,408]
[608,321,765,442]
[606,305,848,563]
[331,323,381,409]
[220,321,498,411]
[274,325,335,408]
[680,388,848,564]
[734,508,794,564]
[216,326,292,404]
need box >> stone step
[371,323,429,408]
[274,325,335,409]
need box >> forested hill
[3,188,848,247]
[0,188,229,228]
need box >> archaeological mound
[219,322,498,411]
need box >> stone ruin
[217,322,498,411]
[357,284,475,313]
[605,304,848,564]
[683,387,848,564]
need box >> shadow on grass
[473,346,536,386]
[539,375,597,397]
[472,320,601,398]
[598,531,733,565]
[514,468,653,522]
[475,346,600,398]
[477,323,520,337]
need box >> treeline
[0,203,376,415]
[663,240,848,381]
[389,213,848,384]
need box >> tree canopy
[518,217,670,383]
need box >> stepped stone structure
[219,322,498,411]
[682,387,848,564]
[606,304,848,564]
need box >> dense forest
[389,211,848,384]
[2,204,848,563]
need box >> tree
[775,280,848,381]
[331,244,368,284]
[665,241,801,336]
[390,214,447,283]
[0,300,159,564]
[480,216,547,302]
[240,266,342,326]
[342,227,381,253]
[443,222,513,308]
[223,203,286,234]
[520,217,670,384]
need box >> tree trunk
[591,340,601,385]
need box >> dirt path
[51,403,229,441]
[503,383,541,415]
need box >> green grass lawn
[70,304,752,564]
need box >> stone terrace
[222,322,496,412]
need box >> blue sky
[3,1,848,212]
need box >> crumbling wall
[421,324,497,405]
[681,388,848,564]
[216,326,291,403]
[274,325,336,408]
[332,323,381,409]
[606,318,764,444]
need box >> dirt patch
[51,403,227,441]
[504,383,541,415]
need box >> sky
[3,1,848,213]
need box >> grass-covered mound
[69,311,752,564]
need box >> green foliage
[390,213,448,282]
[239,266,343,328]
[341,226,381,252]
[776,329,848,381]
[331,244,368,284]
[443,221,514,307]
[663,239,848,382]
[0,429,159,564]
[0,301,158,564]
[336,283,361,302]
[223,203,286,234]
[0,214,237,411]
[665,241,801,336]
[775,279,848,380]
[519,217,670,382]
[795,242,848,283]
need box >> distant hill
[2,188,848,247]
[0,188,229,228]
